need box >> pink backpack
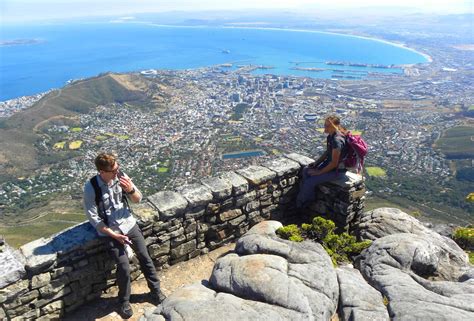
[342,131,368,174]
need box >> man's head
[95,153,120,182]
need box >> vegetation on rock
[276,224,304,242]
[277,216,371,265]
[453,226,474,251]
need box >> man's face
[100,162,120,182]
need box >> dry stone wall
[0,153,365,320]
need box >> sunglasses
[102,164,120,174]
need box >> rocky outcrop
[146,283,307,321]
[143,221,339,321]
[354,208,474,320]
[144,208,474,321]
[336,266,389,321]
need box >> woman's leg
[296,171,339,208]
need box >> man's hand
[114,233,131,245]
[119,175,134,193]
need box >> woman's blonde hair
[325,115,347,134]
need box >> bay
[0,22,428,101]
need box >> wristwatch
[127,187,136,195]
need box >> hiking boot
[120,301,133,319]
[150,290,166,304]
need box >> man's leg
[127,225,162,295]
[108,238,132,316]
[296,171,339,208]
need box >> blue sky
[1,0,472,23]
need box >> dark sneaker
[150,290,166,304]
[120,301,133,319]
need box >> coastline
[143,22,432,63]
[2,22,432,101]
[221,25,433,64]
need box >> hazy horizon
[1,0,472,24]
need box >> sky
[1,0,473,23]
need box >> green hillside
[435,126,474,159]
[0,73,165,181]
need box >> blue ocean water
[0,23,428,101]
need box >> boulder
[352,207,468,280]
[237,166,276,186]
[356,233,474,320]
[143,283,307,321]
[0,243,26,289]
[336,266,389,321]
[146,220,339,320]
[148,191,188,220]
[212,221,338,320]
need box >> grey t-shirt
[83,175,137,236]
[326,131,347,166]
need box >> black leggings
[108,224,161,303]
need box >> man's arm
[119,174,142,203]
[83,183,131,244]
[83,183,107,231]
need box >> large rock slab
[285,153,315,166]
[219,172,248,195]
[148,191,188,219]
[356,232,474,320]
[237,166,276,185]
[201,176,233,200]
[0,243,26,289]
[143,283,307,321]
[354,207,447,240]
[262,157,300,177]
[176,184,213,208]
[145,220,339,321]
[353,207,468,279]
[213,221,339,320]
[336,266,389,321]
[20,238,57,274]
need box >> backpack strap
[90,176,109,226]
[122,192,133,214]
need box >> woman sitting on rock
[296,115,348,209]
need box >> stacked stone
[0,223,122,320]
[310,171,366,229]
[145,154,306,265]
[0,153,365,320]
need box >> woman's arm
[312,150,328,167]
[309,149,341,175]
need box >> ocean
[0,22,429,101]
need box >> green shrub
[289,234,304,242]
[453,227,474,250]
[302,216,336,241]
[277,224,303,242]
[277,217,372,265]
[468,251,474,265]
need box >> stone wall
[0,153,365,320]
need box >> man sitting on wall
[83,152,165,319]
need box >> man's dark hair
[94,153,117,171]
